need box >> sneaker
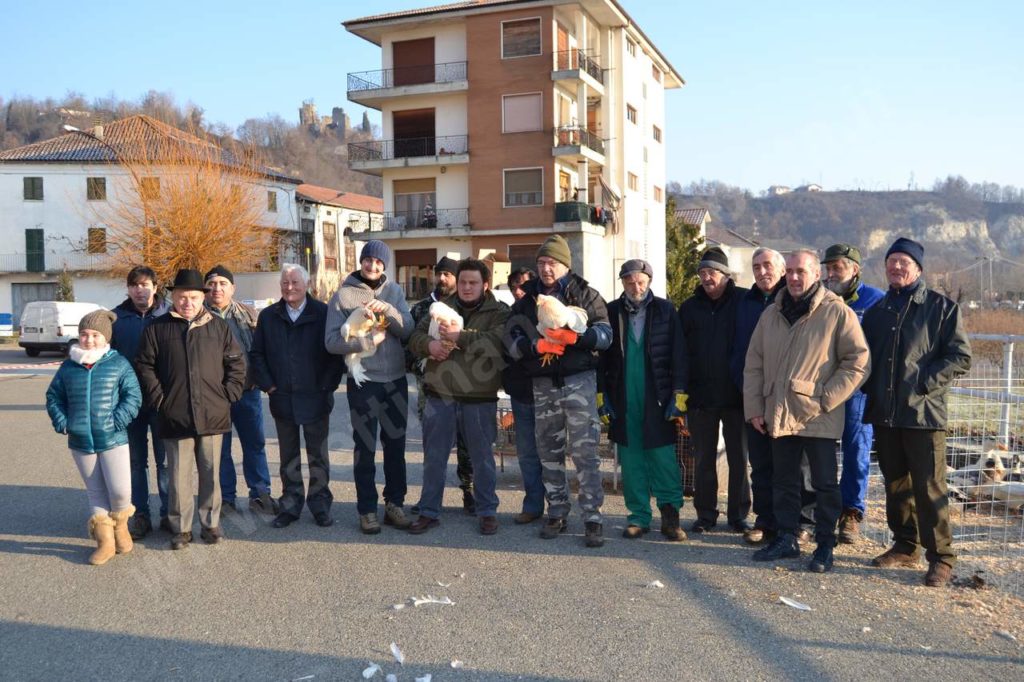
[128,513,152,540]
[752,533,801,562]
[359,513,382,535]
[807,543,834,573]
[584,522,604,548]
[249,493,280,516]
[837,509,863,544]
[622,525,649,539]
[871,546,921,568]
[170,532,192,550]
[199,526,224,544]
[479,515,498,535]
[539,517,567,539]
[408,515,440,535]
[462,489,476,516]
[383,502,412,529]
[925,561,952,587]
[159,517,173,533]
[690,519,715,535]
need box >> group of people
[44,234,971,586]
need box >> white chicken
[535,294,588,366]
[427,301,464,347]
[340,306,388,387]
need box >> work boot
[925,561,952,587]
[359,513,382,535]
[539,517,567,539]
[462,489,476,516]
[659,504,687,542]
[108,505,136,555]
[752,533,800,562]
[127,512,152,540]
[837,509,863,544]
[87,514,116,566]
[807,543,835,573]
[584,522,605,548]
[871,546,921,568]
[622,525,649,539]
[200,526,224,544]
[383,502,412,529]
[170,532,192,550]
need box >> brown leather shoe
[514,512,541,525]
[407,516,439,535]
[838,509,863,544]
[622,525,649,539]
[925,561,952,587]
[871,546,921,568]
[479,516,498,535]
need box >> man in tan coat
[743,250,870,573]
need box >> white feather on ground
[341,307,384,387]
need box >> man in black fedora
[135,268,248,550]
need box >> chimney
[92,116,104,141]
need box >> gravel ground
[0,373,1021,681]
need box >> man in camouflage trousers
[504,235,612,547]
[409,255,475,514]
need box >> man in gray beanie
[325,240,415,535]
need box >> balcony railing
[553,126,605,156]
[376,208,469,231]
[0,252,109,273]
[554,201,611,226]
[349,135,469,162]
[553,49,604,84]
[348,61,468,92]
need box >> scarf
[779,282,820,326]
[70,344,110,366]
[209,300,255,352]
[622,289,653,340]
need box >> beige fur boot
[88,514,116,566]
[109,505,136,555]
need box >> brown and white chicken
[340,306,388,386]
[535,294,588,366]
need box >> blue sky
[2,0,1019,192]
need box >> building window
[502,18,542,59]
[652,65,662,83]
[626,105,637,124]
[508,243,543,272]
[267,191,278,212]
[140,177,160,201]
[301,218,315,232]
[504,168,543,207]
[626,38,636,57]
[23,177,43,200]
[303,204,311,214]
[25,228,44,272]
[653,125,662,143]
[87,177,106,201]
[503,93,543,133]
[323,222,338,271]
[87,227,107,254]
[627,173,639,191]
[653,186,663,202]
[393,178,437,228]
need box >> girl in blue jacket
[46,310,142,565]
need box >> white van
[18,301,103,356]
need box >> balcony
[552,50,605,94]
[0,252,109,273]
[370,208,471,237]
[348,135,469,175]
[554,201,611,234]
[552,126,605,164]
[347,62,469,108]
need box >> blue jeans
[219,388,272,502]
[348,377,408,514]
[128,408,168,518]
[418,396,498,519]
[840,391,873,514]
[511,397,543,515]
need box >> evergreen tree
[56,266,75,302]
[665,196,703,307]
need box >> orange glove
[544,328,579,345]
[536,339,566,356]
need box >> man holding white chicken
[406,258,509,535]
[504,235,612,547]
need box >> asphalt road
[0,368,1021,681]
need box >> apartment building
[344,0,682,299]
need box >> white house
[0,116,302,323]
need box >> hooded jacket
[743,285,871,439]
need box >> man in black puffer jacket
[678,247,751,535]
[599,259,689,541]
[135,269,247,550]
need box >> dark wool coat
[134,309,247,438]
[250,295,345,425]
[678,279,748,409]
